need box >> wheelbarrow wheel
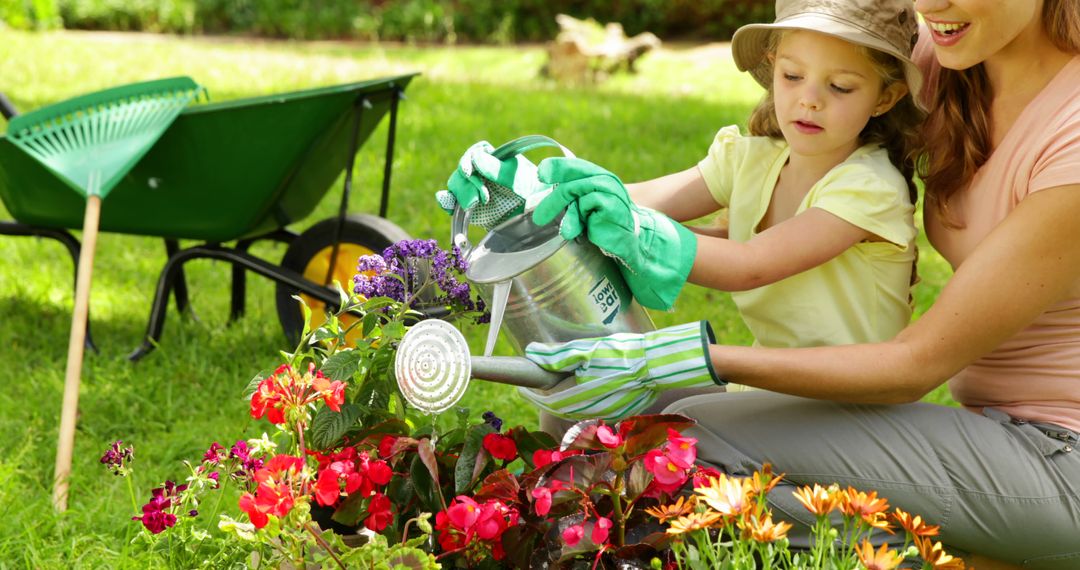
[275,213,411,346]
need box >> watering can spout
[470,356,567,391]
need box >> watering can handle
[451,135,575,257]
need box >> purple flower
[100,440,134,476]
[202,442,224,464]
[133,509,177,534]
[482,411,503,432]
[351,239,490,323]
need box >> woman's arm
[689,207,873,291]
[710,184,1080,403]
[626,165,719,222]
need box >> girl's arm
[709,184,1080,403]
[688,207,874,291]
[626,165,719,222]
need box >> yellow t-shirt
[697,125,916,350]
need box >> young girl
[523,0,926,411]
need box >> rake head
[6,76,205,199]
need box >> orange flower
[856,540,904,570]
[644,495,696,523]
[741,513,793,543]
[748,463,784,497]
[915,536,967,569]
[792,483,841,516]
[694,472,753,517]
[892,508,940,537]
[666,511,723,535]
[840,487,893,531]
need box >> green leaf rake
[6,77,205,511]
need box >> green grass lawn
[0,30,954,568]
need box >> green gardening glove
[521,321,723,421]
[435,140,551,229]
[532,157,698,310]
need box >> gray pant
[660,391,1080,569]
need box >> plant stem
[125,474,139,516]
[306,522,347,570]
[297,421,309,496]
[611,471,626,546]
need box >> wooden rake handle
[53,194,101,512]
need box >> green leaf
[320,349,363,382]
[330,492,367,527]
[307,403,362,451]
[454,423,494,495]
[508,426,558,469]
[361,311,381,337]
[409,453,440,513]
[242,369,272,400]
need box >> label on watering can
[589,277,621,325]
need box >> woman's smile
[925,18,972,46]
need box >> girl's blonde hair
[920,0,1080,228]
[747,31,926,294]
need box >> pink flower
[532,486,552,516]
[596,425,623,449]
[664,428,697,469]
[592,517,613,544]
[446,496,481,530]
[474,502,509,541]
[562,523,584,546]
[483,433,518,461]
[645,449,690,488]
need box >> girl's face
[771,31,906,162]
[915,0,1043,69]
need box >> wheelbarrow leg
[229,229,297,322]
[0,221,98,353]
[129,243,344,361]
[164,239,195,319]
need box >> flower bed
[105,240,968,569]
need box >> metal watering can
[452,135,656,357]
[393,136,656,415]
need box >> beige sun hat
[732,0,924,111]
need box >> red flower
[532,448,583,468]
[238,454,304,528]
[482,433,518,461]
[239,492,268,529]
[248,363,346,426]
[364,492,393,532]
[314,468,341,507]
[378,435,397,459]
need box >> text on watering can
[589,277,621,325]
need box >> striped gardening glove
[435,140,551,229]
[531,156,697,311]
[520,321,724,421]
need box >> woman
[523,0,1079,566]
[659,0,1080,567]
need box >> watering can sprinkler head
[394,319,567,414]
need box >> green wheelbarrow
[0,73,420,360]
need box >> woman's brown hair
[747,32,926,295]
[920,0,1080,228]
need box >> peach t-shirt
[916,38,1080,432]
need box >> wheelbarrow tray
[0,74,416,242]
